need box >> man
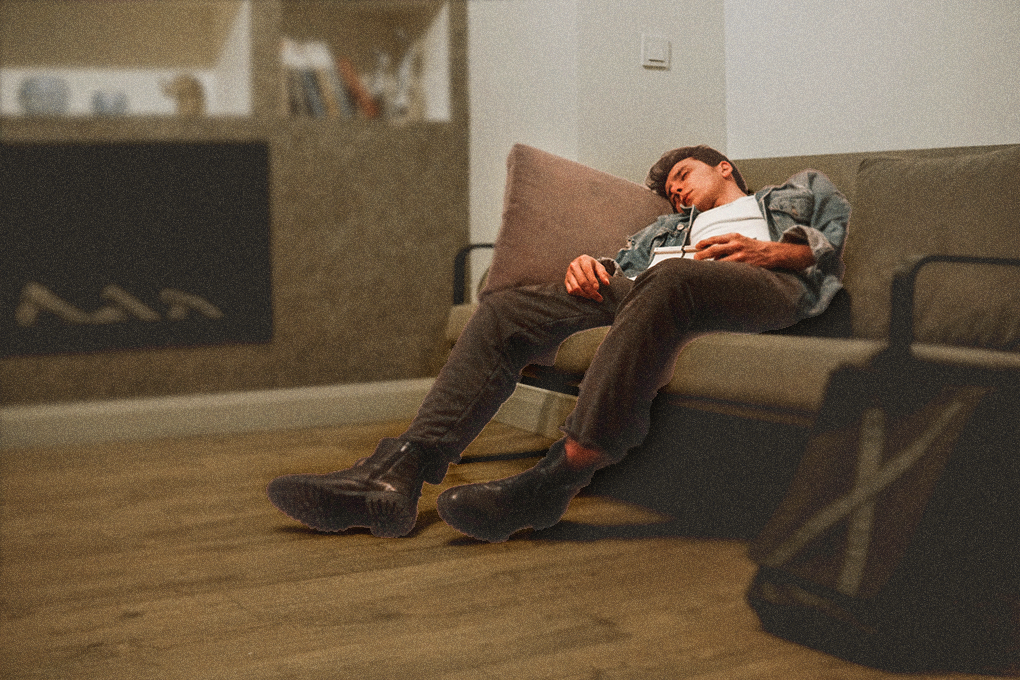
[268,145,850,542]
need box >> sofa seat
[548,328,1020,426]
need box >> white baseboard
[1,378,578,450]
[0,378,435,450]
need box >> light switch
[641,34,671,69]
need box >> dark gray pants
[404,258,804,464]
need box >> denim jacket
[611,170,850,319]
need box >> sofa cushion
[667,332,1020,421]
[553,329,1020,423]
[550,329,884,419]
[665,334,884,417]
[843,146,1020,345]
[482,144,672,295]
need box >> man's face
[664,158,733,212]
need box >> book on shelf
[280,37,377,119]
[334,56,379,119]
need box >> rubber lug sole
[267,475,418,538]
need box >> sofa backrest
[735,144,1016,210]
[740,144,1020,347]
[481,144,672,295]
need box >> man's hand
[565,254,611,302]
[693,233,815,270]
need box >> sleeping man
[268,145,851,543]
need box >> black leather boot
[436,439,596,542]
[267,438,453,538]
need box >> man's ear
[717,161,734,180]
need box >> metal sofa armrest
[888,254,1020,351]
[453,243,495,305]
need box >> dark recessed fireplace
[1,141,272,358]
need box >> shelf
[1,1,243,69]
[0,0,252,118]
[281,0,446,72]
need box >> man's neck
[712,185,752,210]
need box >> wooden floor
[0,419,992,679]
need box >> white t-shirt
[648,195,769,268]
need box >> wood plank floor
[0,419,992,679]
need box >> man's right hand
[565,254,611,302]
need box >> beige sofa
[449,142,1020,433]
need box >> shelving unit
[0,0,454,124]
[0,0,470,407]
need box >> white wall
[468,0,726,292]
[575,0,727,182]
[468,0,580,261]
[725,0,1020,158]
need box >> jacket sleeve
[776,170,851,275]
[612,220,660,277]
[612,213,687,278]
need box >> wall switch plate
[641,33,671,69]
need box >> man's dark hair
[645,145,748,199]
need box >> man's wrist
[771,242,814,269]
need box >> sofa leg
[492,383,578,440]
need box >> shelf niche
[0,0,252,118]
[279,0,451,122]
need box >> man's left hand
[692,233,814,270]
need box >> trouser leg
[436,260,805,542]
[268,280,637,538]
[562,258,804,459]
[402,278,632,459]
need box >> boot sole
[436,493,564,543]
[267,476,417,538]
